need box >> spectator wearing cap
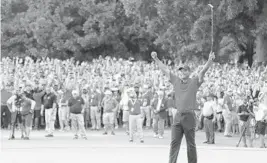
[18,93,36,140]
[90,87,102,131]
[151,90,168,139]
[222,89,234,137]
[111,87,120,129]
[24,83,34,100]
[128,90,144,143]
[214,92,224,132]
[41,86,57,137]
[68,90,87,139]
[140,84,153,129]
[101,89,118,135]
[81,86,90,130]
[202,94,216,144]
[58,90,70,131]
[32,84,46,130]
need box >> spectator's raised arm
[151,52,172,80]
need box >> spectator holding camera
[237,98,254,147]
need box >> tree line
[1,0,267,65]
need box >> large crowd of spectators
[1,56,266,146]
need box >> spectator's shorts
[11,111,22,125]
[103,112,114,125]
[239,120,251,136]
[122,110,129,122]
[22,113,33,127]
[34,110,41,118]
[255,121,267,135]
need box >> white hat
[143,85,149,89]
[105,90,112,95]
[111,87,118,91]
[72,90,79,95]
[157,90,164,96]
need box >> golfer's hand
[208,52,215,61]
[151,52,158,60]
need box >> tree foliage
[1,0,267,64]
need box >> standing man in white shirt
[202,94,216,144]
[255,88,267,148]
[120,86,130,135]
[128,89,144,143]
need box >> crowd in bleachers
[1,56,267,147]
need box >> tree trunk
[246,37,255,67]
[255,35,267,63]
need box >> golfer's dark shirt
[170,74,202,112]
[42,93,57,109]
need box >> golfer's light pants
[129,114,144,140]
[169,111,197,163]
[45,108,55,135]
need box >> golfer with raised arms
[151,51,215,163]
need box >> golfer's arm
[154,58,171,79]
[198,59,213,83]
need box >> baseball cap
[178,65,190,71]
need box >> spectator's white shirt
[7,95,21,112]
[202,101,215,117]
[120,88,129,111]
[213,101,223,113]
[255,103,267,121]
